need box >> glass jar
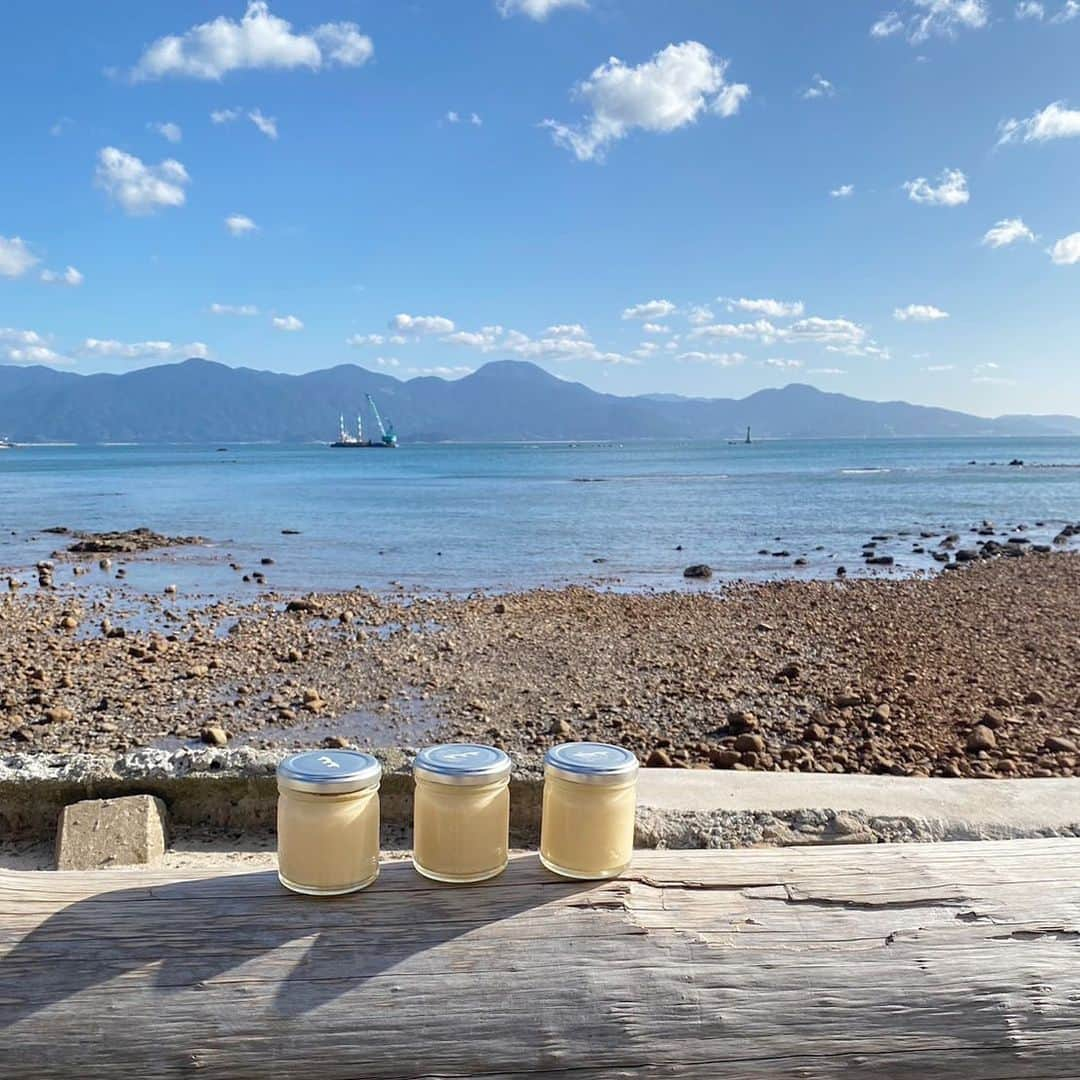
[277,750,382,895]
[540,742,639,880]
[412,744,512,883]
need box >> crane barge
[330,394,398,448]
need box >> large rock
[55,795,168,870]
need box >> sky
[1,0,1079,416]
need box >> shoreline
[0,552,1077,780]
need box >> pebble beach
[2,533,1078,780]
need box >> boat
[0,436,14,450]
[331,394,398,448]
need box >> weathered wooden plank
[1,839,1079,1078]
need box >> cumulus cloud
[802,74,835,100]
[763,358,804,369]
[0,236,39,278]
[904,167,969,206]
[346,333,385,346]
[441,322,635,365]
[391,313,456,335]
[808,367,845,376]
[272,314,303,331]
[95,147,189,215]
[686,306,714,326]
[982,218,1036,247]
[830,183,855,198]
[622,299,676,320]
[211,107,241,124]
[691,318,781,343]
[641,322,670,334]
[248,108,278,139]
[999,101,1080,144]
[82,338,208,360]
[543,41,749,162]
[1049,233,1080,265]
[407,365,475,379]
[786,316,869,346]
[446,110,483,126]
[894,303,950,321]
[0,328,73,366]
[131,2,373,81]
[210,302,258,315]
[675,351,746,367]
[1016,1,1045,15]
[225,214,257,236]
[544,323,587,338]
[726,297,805,318]
[496,0,588,18]
[1019,0,1080,18]
[871,0,989,42]
[149,121,182,143]
[40,266,84,286]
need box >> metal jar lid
[544,742,639,786]
[277,750,382,795]
[413,743,512,786]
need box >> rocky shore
[1,551,1078,779]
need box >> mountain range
[0,358,1077,443]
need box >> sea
[1,437,1078,598]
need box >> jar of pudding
[540,742,639,880]
[277,750,382,895]
[412,744,511,883]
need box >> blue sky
[1,0,1078,415]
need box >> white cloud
[871,1,989,43]
[446,111,460,124]
[692,318,780,343]
[544,323,587,337]
[802,74,835,100]
[642,322,670,334]
[496,0,588,18]
[1016,1,1045,16]
[622,299,676,320]
[686,305,714,326]
[981,218,1036,247]
[903,167,969,206]
[808,367,845,375]
[225,214,258,236]
[999,101,1080,144]
[81,338,208,360]
[923,363,956,371]
[726,297,805,318]
[272,315,303,331]
[443,328,503,350]
[40,266,84,287]
[830,183,855,198]
[763,358,803,369]
[543,41,749,162]
[407,365,475,378]
[392,313,456,335]
[1049,232,1080,265]
[131,2,373,81]
[50,117,73,137]
[0,328,73,366]
[786,316,869,346]
[373,356,399,368]
[676,350,746,366]
[210,302,258,315]
[893,303,950,321]
[211,107,241,123]
[1022,0,1080,18]
[149,121,183,143]
[1052,0,1080,20]
[95,147,189,215]
[0,236,39,278]
[446,111,483,126]
[346,333,385,346]
[248,108,278,139]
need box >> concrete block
[55,795,168,870]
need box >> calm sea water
[1,438,1078,596]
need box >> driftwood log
[2,838,1079,1078]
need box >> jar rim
[277,749,382,794]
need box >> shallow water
[1,438,1078,596]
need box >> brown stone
[734,733,765,754]
[200,726,229,747]
[55,795,168,870]
[966,725,997,753]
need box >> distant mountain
[0,358,1077,443]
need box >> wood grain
[2,839,1079,1078]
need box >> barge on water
[331,393,398,448]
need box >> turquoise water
[1,438,1078,596]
